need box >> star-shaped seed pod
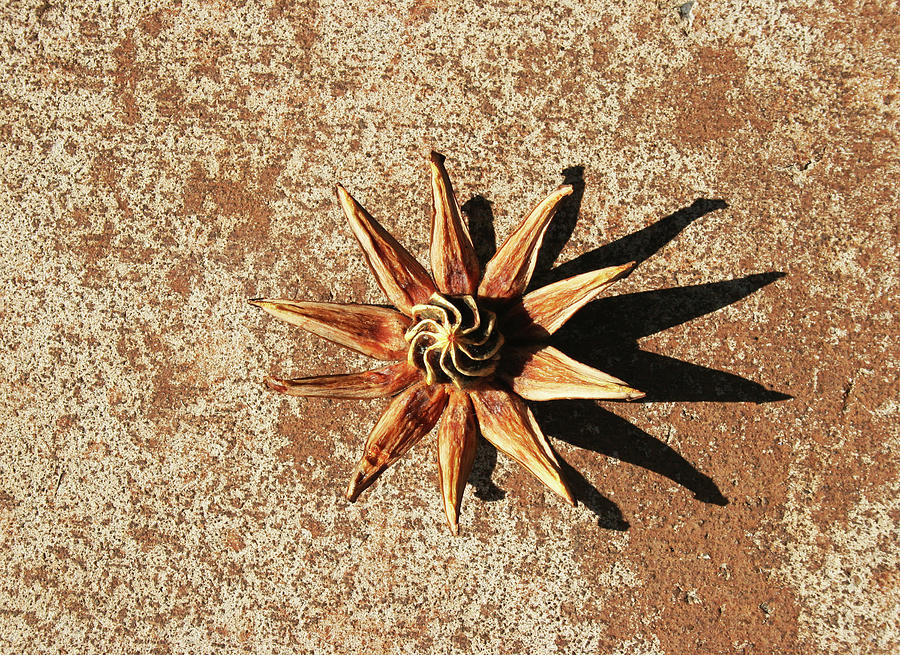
[251,152,644,534]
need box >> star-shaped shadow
[460,166,790,530]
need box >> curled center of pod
[404,293,504,388]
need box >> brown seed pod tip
[264,377,287,393]
[346,475,363,502]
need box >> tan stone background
[1,0,898,653]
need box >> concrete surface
[1,1,897,653]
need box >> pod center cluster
[404,293,504,388]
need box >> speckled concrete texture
[1,0,898,653]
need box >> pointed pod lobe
[250,299,410,360]
[478,185,572,300]
[265,361,420,399]
[336,184,436,314]
[499,345,645,401]
[469,386,575,505]
[429,152,480,295]
[346,382,449,502]
[503,262,636,339]
[437,390,478,534]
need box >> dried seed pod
[251,152,643,534]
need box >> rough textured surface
[1,1,898,653]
